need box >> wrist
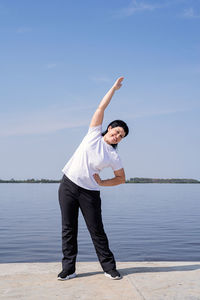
[99,179,104,186]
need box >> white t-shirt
[62,125,123,191]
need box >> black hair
[102,120,129,149]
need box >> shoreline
[1,181,200,184]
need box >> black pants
[58,175,116,274]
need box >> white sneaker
[104,269,121,280]
[57,271,77,281]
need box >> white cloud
[0,105,93,137]
[0,98,195,137]
[46,63,58,69]
[113,0,159,18]
[113,0,200,19]
[90,76,111,83]
[182,7,200,19]
[0,119,88,137]
[125,107,191,119]
[16,27,32,33]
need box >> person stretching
[58,77,129,280]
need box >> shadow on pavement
[118,264,200,275]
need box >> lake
[0,183,200,263]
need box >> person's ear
[108,126,112,132]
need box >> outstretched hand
[113,77,124,90]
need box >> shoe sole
[57,272,77,281]
[104,272,121,280]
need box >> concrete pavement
[0,261,200,300]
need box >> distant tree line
[0,177,200,184]
[126,178,200,184]
[0,178,61,183]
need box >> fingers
[93,173,101,184]
[115,77,124,85]
[118,77,124,83]
[93,173,99,180]
[113,77,124,90]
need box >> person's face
[104,126,126,145]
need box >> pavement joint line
[125,273,146,300]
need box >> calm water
[0,183,200,263]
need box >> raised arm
[89,77,124,128]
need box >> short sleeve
[85,125,102,140]
[88,125,102,134]
[110,151,123,171]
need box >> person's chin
[112,139,117,144]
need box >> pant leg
[78,188,116,272]
[58,175,79,273]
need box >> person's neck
[103,135,111,145]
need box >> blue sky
[0,0,200,180]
